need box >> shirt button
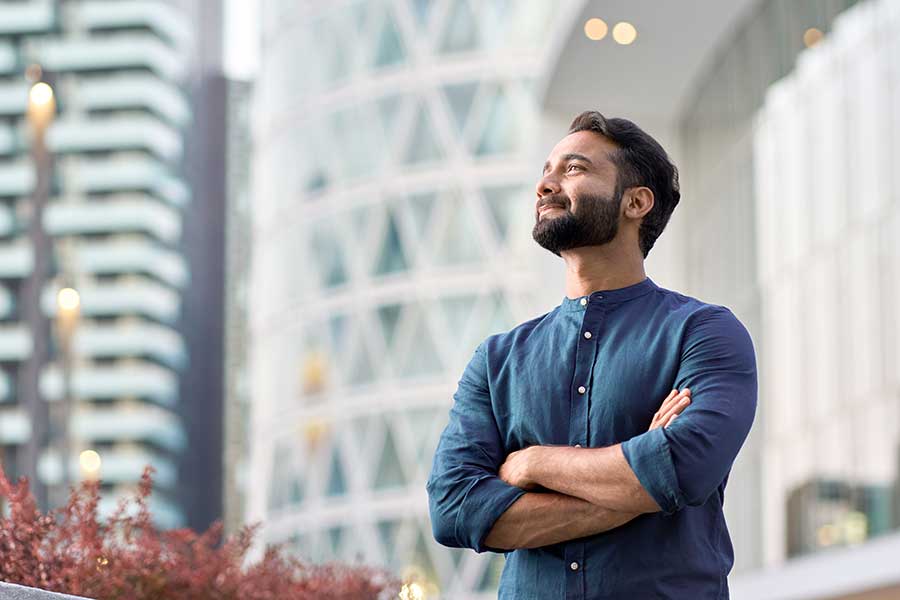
[580,297,587,306]
[577,386,586,394]
[570,561,579,571]
[583,331,592,339]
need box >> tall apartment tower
[0,0,224,530]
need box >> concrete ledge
[0,583,94,600]
[730,531,900,600]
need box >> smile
[538,205,566,216]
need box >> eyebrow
[543,153,594,173]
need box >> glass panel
[398,308,442,377]
[440,293,477,337]
[475,87,518,155]
[377,519,400,568]
[483,184,526,243]
[377,302,403,349]
[403,103,444,164]
[440,0,479,53]
[327,525,345,557]
[374,422,407,490]
[373,8,406,68]
[409,0,434,26]
[442,81,479,133]
[311,222,348,288]
[325,446,347,497]
[347,335,375,385]
[374,211,409,275]
[406,191,438,242]
[433,192,482,266]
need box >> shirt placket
[566,295,602,600]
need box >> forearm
[483,490,640,550]
[529,445,660,513]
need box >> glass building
[246,0,900,597]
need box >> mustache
[536,195,570,211]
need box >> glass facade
[248,1,580,597]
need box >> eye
[567,164,583,172]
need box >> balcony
[0,1,55,35]
[0,240,32,279]
[62,155,189,207]
[0,407,29,444]
[71,404,185,451]
[0,161,34,198]
[78,74,190,127]
[0,123,19,155]
[0,324,30,361]
[48,116,183,162]
[0,42,16,75]
[40,276,181,322]
[63,320,186,368]
[0,81,28,117]
[40,360,179,407]
[44,195,182,243]
[79,1,192,51]
[72,238,189,288]
[27,34,185,82]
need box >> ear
[623,186,654,221]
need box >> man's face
[532,130,624,256]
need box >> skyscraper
[0,0,225,531]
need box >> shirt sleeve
[425,341,527,553]
[620,305,758,514]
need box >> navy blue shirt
[426,277,757,599]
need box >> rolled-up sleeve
[425,342,526,553]
[621,306,758,514]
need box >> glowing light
[583,18,608,41]
[29,82,54,106]
[399,582,425,600]
[612,22,638,45]
[79,450,102,475]
[57,287,80,312]
[803,27,824,48]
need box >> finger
[655,388,690,421]
[664,413,679,428]
[658,394,691,424]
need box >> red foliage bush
[0,466,400,599]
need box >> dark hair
[568,111,680,258]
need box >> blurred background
[0,0,898,598]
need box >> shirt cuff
[621,427,685,515]
[456,475,527,553]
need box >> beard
[532,187,623,256]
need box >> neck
[560,238,646,299]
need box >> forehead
[546,130,618,166]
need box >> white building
[247,0,900,597]
[0,0,208,529]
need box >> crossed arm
[426,306,757,554]
[484,390,690,550]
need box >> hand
[498,446,542,491]
[648,388,691,431]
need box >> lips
[538,204,566,217]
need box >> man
[425,111,757,599]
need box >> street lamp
[55,285,79,495]
[18,68,56,509]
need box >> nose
[536,171,561,198]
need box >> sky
[223,0,260,80]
